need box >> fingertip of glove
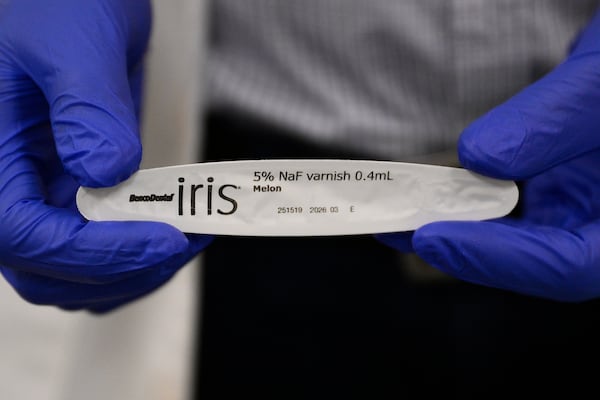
[186,234,215,252]
[373,232,414,253]
[458,106,528,180]
[62,137,142,188]
[412,223,459,274]
[148,224,191,256]
[51,95,143,188]
[412,224,440,254]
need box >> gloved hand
[379,8,600,302]
[0,0,212,313]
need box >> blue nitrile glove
[379,8,600,302]
[0,0,212,313]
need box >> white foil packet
[76,159,519,236]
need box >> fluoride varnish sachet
[76,159,519,236]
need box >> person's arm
[380,7,600,302]
[0,0,212,313]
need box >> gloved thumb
[457,8,600,180]
[14,0,152,188]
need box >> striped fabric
[204,0,599,161]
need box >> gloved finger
[84,249,201,314]
[1,0,152,187]
[0,195,198,283]
[0,234,212,309]
[457,8,600,180]
[1,264,178,310]
[0,129,202,285]
[83,235,213,313]
[412,220,600,302]
[184,232,216,253]
[373,231,415,253]
[61,236,212,314]
[521,150,600,229]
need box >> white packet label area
[76,159,519,236]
